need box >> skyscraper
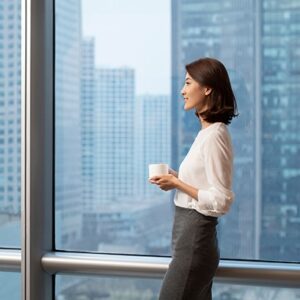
[260,0,300,261]
[171,0,259,259]
[0,0,21,216]
[81,37,96,212]
[94,67,135,204]
[55,0,83,249]
[135,94,171,199]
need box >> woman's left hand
[148,174,179,191]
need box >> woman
[149,57,239,300]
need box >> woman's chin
[184,103,192,111]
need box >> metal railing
[1,249,299,288]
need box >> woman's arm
[176,179,198,200]
[149,174,198,200]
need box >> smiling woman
[182,57,239,125]
[150,57,239,300]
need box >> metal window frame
[21,0,54,298]
[0,0,299,299]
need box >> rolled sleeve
[197,131,235,215]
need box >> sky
[82,0,171,95]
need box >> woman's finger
[149,176,160,181]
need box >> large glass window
[0,0,21,248]
[55,275,161,300]
[55,0,171,254]
[55,0,300,263]
[0,272,21,299]
[56,275,300,299]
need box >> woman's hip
[171,205,220,262]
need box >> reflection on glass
[56,275,300,300]
[55,0,300,262]
[0,272,21,299]
[0,0,21,247]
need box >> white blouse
[174,122,235,217]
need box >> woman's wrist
[175,178,182,189]
[175,178,198,201]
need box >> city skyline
[0,0,300,298]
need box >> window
[55,0,300,262]
[55,0,171,255]
[0,272,20,300]
[0,0,21,248]
[55,275,300,300]
[54,0,300,295]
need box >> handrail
[0,249,21,272]
[1,249,299,288]
[42,251,300,287]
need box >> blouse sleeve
[196,130,235,215]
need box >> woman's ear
[204,87,212,96]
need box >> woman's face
[181,72,211,112]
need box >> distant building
[94,67,135,203]
[0,0,21,215]
[55,0,83,249]
[81,37,96,212]
[135,94,171,198]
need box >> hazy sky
[82,0,171,95]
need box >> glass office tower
[171,0,258,259]
[94,68,135,203]
[135,94,171,198]
[260,0,300,261]
[55,0,83,249]
[0,1,21,216]
[0,0,21,251]
[81,37,96,213]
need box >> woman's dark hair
[185,57,239,125]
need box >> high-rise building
[260,0,300,261]
[0,0,21,215]
[81,37,96,212]
[79,67,137,252]
[135,94,171,199]
[94,67,135,204]
[55,0,83,249]
[171,0,259,259]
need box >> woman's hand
[148,174,179,191]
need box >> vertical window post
[22,0,54,299]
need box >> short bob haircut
[185,57,239,125]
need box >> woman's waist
[174,204,219,223]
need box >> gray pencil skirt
[158,205,220,300]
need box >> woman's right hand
[168,167,178,178]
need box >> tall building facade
[55,0,83,249]
[135,94,171,199]
[171,0,259,258]
[260,0,300,261]
[81,37,96,212]
[94,68,135,204]
[0,0,21,215]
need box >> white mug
[149,163,169,178]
